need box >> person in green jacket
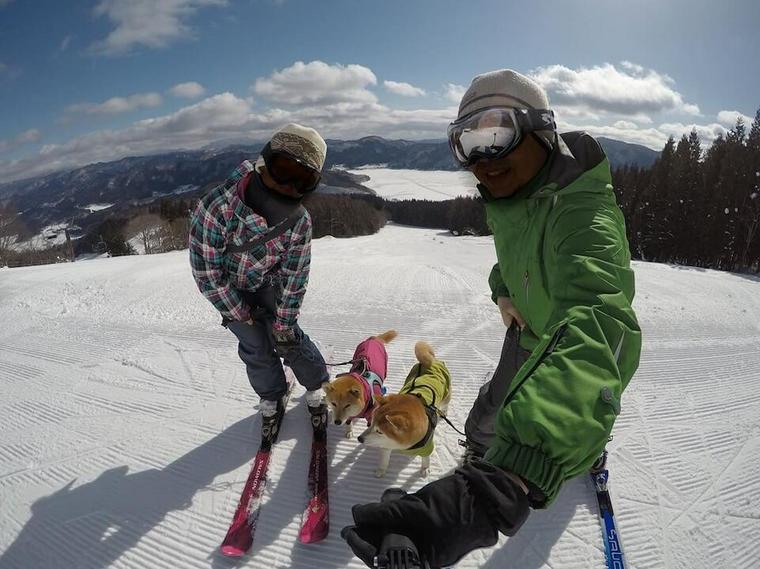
[341,69,642,569]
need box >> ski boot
[259,397,286,448]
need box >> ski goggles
[447,107,556,167]
[261,143,322,194]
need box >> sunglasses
[262,143,322,194]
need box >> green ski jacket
[482,132,642,507]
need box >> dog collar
[405,396,439,451]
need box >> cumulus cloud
[65,92,163,117]
[530,63,700,118]
[2,60,741,182]
[613,120,639,130]
[253,61,378,105]
[659,121,728,146]
[383,80,425,97]
[0,89,458,182]
[444,83,466,104]
[0,129,42,154]
[1,93,258,182]
[169,81,206,98]
[717,110,753,128]
[90,0,227,56]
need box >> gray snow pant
[464,325,531,451]
[225,285,328,402]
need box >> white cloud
[90,0,227,56]
[0,89,458,182]
[0,129,42,154]
[444,83,466,104]
[613,120,639,130]
[717,110,753,128]
[659,121,728,146]
[0,93,257,182]
[65,92,163,116]
[530,63,701,118]
[0,60,741,182]
[558,117,730,151]
[169,81,206,98]
[383,80,425,97]
[59,35,72,52]
[253,61,378,105]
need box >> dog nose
[334,419,341,425]
[357,435,365,443]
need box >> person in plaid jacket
[189,123,329,429]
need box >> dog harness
[398,360,452,457]
[344,337,389,422]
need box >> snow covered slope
[347,168,479,200]
[1,224,759,569]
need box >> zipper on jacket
[503,322,568,407]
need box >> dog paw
[344,428,353,439]
[374,468,387,478]
[420,467,429,477]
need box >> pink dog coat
[346,336,389,422]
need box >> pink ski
[220,378,294,557]
[298,404,329,543]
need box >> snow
[11,223,70,251]
[347,168,479,200]
[81,203,114,213]
[1,224,760,569]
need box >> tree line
[613,111,760,272]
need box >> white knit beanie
[457,69,555,147]
[268,123,327,172]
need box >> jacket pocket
[503,320,568,407]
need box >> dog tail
[376,330,398,344]
[414,341,436,368]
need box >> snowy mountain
[0,136,658,234]
[1,222,758,569]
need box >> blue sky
[0,0,758,182]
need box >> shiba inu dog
[322,330,397,438]
[358,340,452,477]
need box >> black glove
[272,327,298,357]
[341,460,530,569]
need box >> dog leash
[433,407,467,438]
[324,358,361,367]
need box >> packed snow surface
[1,224,759,569]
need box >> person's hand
[272,327,298,356]
[221,316,254,328]
[497,296,526,329]
[341,461,530,569]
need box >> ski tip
[220,544,247,557]
[299,508,329,544]
[298,527,329,544]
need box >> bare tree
[126,213,164,254]
[0,204,25,265]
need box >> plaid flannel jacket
[188,160,312,331]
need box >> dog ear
[373,394,387,406]
[349,387,362,398]
[322,382,333,394]
[383,414,407,432]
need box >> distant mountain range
[0,134,659,233]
